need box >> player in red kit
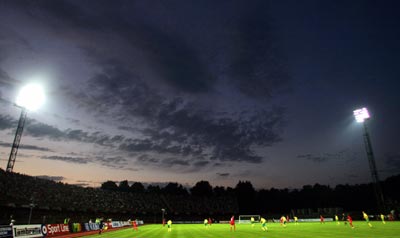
[347,214,354,228]
[320,215,325,224]
[132,220,138,231]
[230,215,236,231]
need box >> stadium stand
[0,168,239,225]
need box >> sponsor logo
[42,224,69,237]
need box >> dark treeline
[102,175,400,214]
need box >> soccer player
[251,216,255,228]
[280,216,287,227]
[167,220,172,232]
[347,214,354,228]
[362,211,372,227]
[230,215,236,231]
[380,214,386,224]
[98,218,104,234]
[260,217,268,231]
[335,215,340,225]
[294,216,299,225]
[320,215,325,224]
[132,220,138,231]
[342,213,347,225]
[204,218,209,228]
[208,218,212,226]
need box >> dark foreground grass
[85,221,400,238]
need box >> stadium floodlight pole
[6,83,45,172]
[6,107,27,172]
[353,107,385,213]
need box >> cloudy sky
[0,0,399,189]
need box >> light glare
[353,107,370,123]
[16,83,45,111]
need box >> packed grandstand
[0,168,238,225]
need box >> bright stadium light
[353,107,385,213]
[6,83,45,172]
[353,107,370,123]
[16,83,45,111]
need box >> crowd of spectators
[0,168,238,224]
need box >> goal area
[238,215,260,224]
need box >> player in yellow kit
[280,216,287,227]
[335,215,340,225]
[380,214,386,224]
[260,217,268,231]
[251,217,255,228]
[362,211,372,227]
[167,220,172,232]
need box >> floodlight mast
[6,107,27,172]
[353,107,385,213]
[6,83,45,172]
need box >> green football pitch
[85,221,400,238]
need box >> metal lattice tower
[362,120,385,213]
[6,108,27,172]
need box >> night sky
[0,0,399,189]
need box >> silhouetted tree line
[1,166,398,225]
[102,175,400,214]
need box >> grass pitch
[85,221,400,238]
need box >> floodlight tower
[353,107,385,213]
[6,83,45,172]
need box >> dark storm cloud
[67,53,285,163]
[35,175,64,182]
[96,156,127,169]
[217,172,230,177]
[8,0,215,93]
[20,144,52,152]
[137,154,160,164]
[162,158,190,167]
[2,0,290,166]
[0,141,52,152]
[41,155,89,164]
[24,120,65,139]
[117,106,284,163]
[21,118,125,146]
[0,141,11,147]
[8,0,290,97]
[193,161,209,168]
[0,114,16,130]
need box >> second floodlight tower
[353,107,385,213]
[6,83,45,172]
